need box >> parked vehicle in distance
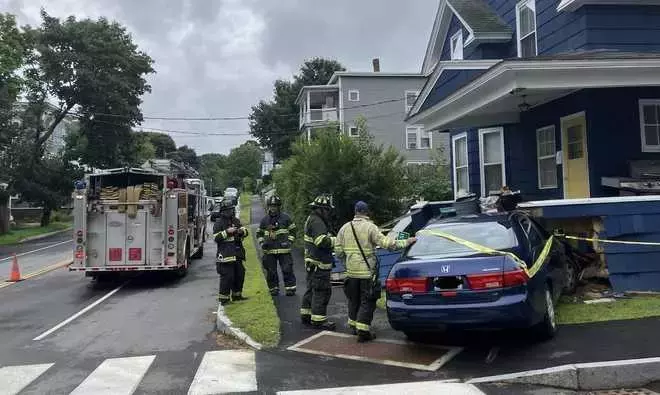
[386,211,579,341]
[224,187,239,205]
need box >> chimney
[372,58,380,72]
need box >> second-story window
[348,90,360,102]
[516,0,537,57]
[405,91,420,113]
[450,30,463,60]
[406,125,431,150]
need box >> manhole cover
[287,331,462,371]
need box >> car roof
[425,212,516,228]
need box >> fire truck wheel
[191,244,204,259]
[176,244,190,278]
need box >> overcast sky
[2,0,438,155]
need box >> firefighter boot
[232,293,249,302]
[301,315,312,326]
[311,320,336,331]
[357,330,377,343]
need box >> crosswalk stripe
[69,355,156,395]
[276,381,485,395]
[187,350,257,395]
[0,363,54,395]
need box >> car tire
[535,285,558,340]
[562,261,579,295]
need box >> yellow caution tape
[417,230,554,279]
[555,233,660,247]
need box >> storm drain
[583,389,660,395]
[287,331,462,371]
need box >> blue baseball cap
[355,201,369,214]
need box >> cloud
[1,0,437,154]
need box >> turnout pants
[344,278,377,333]
[300,265,332,323]
[262,253,296,293]
[217,261,246,301]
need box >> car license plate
[433,276,463,291]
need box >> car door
[518,214,564,301]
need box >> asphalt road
[0,232,73,281]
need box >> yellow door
[561,112,590,199]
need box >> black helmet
[310,194,334,209]
[267,195,282,206]
[219,199,235,211]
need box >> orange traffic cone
[8,253,22,282]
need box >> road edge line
[466,356,660,391]
[19,227,73,244]
[216,303,263,350]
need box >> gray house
[296,61,449,164]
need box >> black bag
[350,222,381,300]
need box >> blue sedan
[386,212,576,341]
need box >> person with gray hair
[335,201,416,342]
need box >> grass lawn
[377,292,660,325]
[0,222,72,246]
[224,194,281,347]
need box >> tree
[249,58,345,161]
[226,140,263,188]
[144,132,176,158]
[200,153,229,196]
[405,148,452,202]
[273,127,408,233]
[168,145,200,169]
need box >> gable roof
[327,72,425,85]
[421,0,512,74]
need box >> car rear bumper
[387,294,541,332]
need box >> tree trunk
[41,206,52,227]
[0,203,9,234]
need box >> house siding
[583,5,660,52]
[440,15,468,61]
[340,76,449,163]
[419,69,488,114]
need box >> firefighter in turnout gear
[300,195,337,330]
[336,201,416,342]
[213,199,249,305]
[256,195,297,296]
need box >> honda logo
[441,265,450,273]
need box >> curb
[466,356,660,390]
[215,303,263,350]
[20,227,72,244]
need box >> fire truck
[69,159,208,280]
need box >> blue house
[407,0,660,201]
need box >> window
[348,90,360,102]
[536,125,557,189]
[478,127,506,197]
[406,125,431,150]
[348,126,359,137]
[639,99,660,152]
[452,133,469,198]
[405,90,420,113]
[516,0,537,57]
[450,30,464,60]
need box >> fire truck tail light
[109,248,122,261]
[128,248,142,261]
[168,228,175,236]
[75,250,85,259]
[168,243,175,250]
[77,230,84,237]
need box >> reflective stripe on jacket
[213,216,248,263]
[335,215,407,279]
[256,212,295,254]
[304,213,335,270]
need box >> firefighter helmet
[309,194,334,209]
[266,195,282,207]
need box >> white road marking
[0,363,54,395]
[277,381,485,395]
[69,355,155,395]
[187,350,257,395]
[33,283,126,341]
[0,240,71,263]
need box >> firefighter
[256,195,297,296]
[300,195,337,330]
[335,201,416,342]
[213,199,249,305]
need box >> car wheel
[562,261,578,295]
[535,285,558,340]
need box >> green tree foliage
[406,148,452,202]
[225,140,264,188]
[249,58,344,161]
[273,128,408,232]
[143,132,177,158]
[200,153,229,196]
[168,145,200,169]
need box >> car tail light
[467,269,528,290]
[385,277,428,294]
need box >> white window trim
[536,125,558,189]
[405,90,421,113]
[639,99,660,153]
[348,125,359,137]
[452,132,469,199]
[515,0,538,58]
[478,127,506,198]
[406,125,432,150]
[348,90,360,102]
[450,30,464,60]
[406,161,433,165]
